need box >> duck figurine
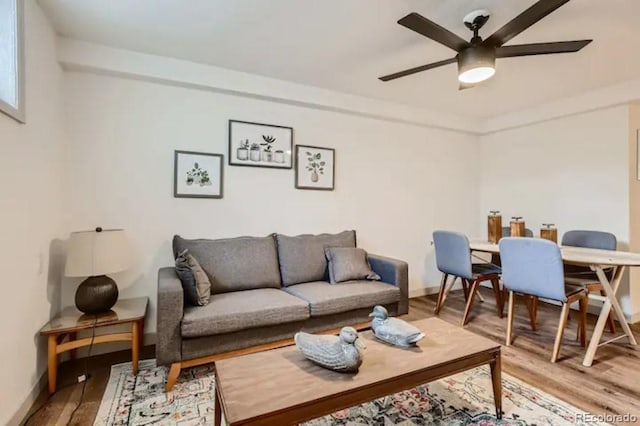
[369,305,425,347]
[294,326,365,373]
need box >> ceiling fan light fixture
[457,46,496,84]
[458,66,495,84]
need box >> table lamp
[65,227,130,314]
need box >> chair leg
[506,291,515,346]
[578,296,587,348]
[524,295,538,331]
[490,278,503,318]
[501,286,508,316]
[460,279,481,326]
[461,278,469,301]
[601,289,616,334]
[434,273,448,315]
[552,302,572,363]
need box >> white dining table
[469,239,640,367]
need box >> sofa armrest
[368,254,409,315]
[157,267,184,366]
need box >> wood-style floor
[24,289,640,425]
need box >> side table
[39,296,148,394]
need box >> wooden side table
[39,297,148,394]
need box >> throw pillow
[324,247,381,284]
[174,249,211,306]
[186,252,211,305]
[175,250,200,306]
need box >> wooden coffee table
[39,297,148,394]
[213,317,502,425]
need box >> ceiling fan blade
[484,0,571,47]
[398,13,469,52]
[496,40,592,58]
[379,58,457,82]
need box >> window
[0,0,24,122]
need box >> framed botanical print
[228,120,293,169]
[174,150,223,198]
[295,145,335,190]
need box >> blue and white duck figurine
[369,305,425,347]
[294,326,365,373]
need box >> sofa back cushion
[276,230,356,286]
[173,235,281,293]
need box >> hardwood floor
[23,346,155,426]
[406,289,640,421]
[24,289,640,425]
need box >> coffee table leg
[214,387,222,426]
[489,352,502,420]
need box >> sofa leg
[166,362,181,391]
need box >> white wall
[61,71,481,335]
[0,1,66,424]
[479,106,633,315]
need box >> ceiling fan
[379,0,592,89]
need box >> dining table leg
[583,265,637,367]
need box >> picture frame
[174,150,224,199]
[228,120,293,169]
[295,145,335,190]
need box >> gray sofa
[157,230,408,390]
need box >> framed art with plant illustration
[174,150,223,199]
[295,145,335,190]
[228,120,293,169]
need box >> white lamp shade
[65,229,130,277]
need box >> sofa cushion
[276,230,356,286]
[325,247,381,284]
[283,280,400,316]
[181,288,310,337]
[173,235,281,293]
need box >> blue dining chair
[492,227,533,266]
[433,231,503,326]
[494,226,536,323]
[563,230,617,251]
[562,230,617,334]
[499,237,588,362]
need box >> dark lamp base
[75,275,119,314]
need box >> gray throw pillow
[175,250,200,306]
[186,253,211,305]
[324,247,381,284]
[174,249,210,306]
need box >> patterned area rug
[95,359,608,426]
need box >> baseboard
[628,310,640,324]
[409,287,438,298]
[409,282,464,299]
[7,369,48,426]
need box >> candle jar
[540,224,558,243]
[488,211,502,243]
[510,217,526,237]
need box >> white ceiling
[39,0,640,119]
